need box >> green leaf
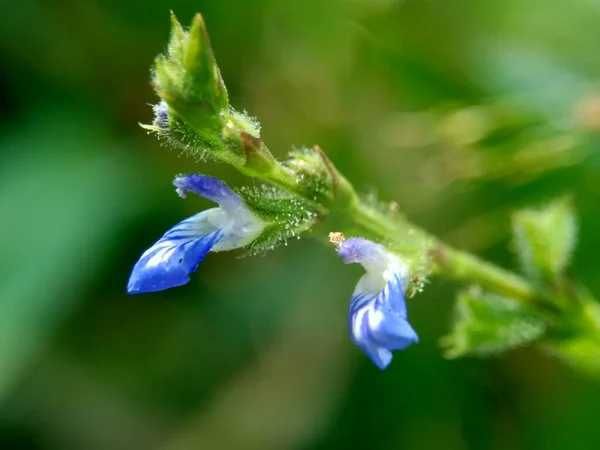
[442,290,546,358]
[512,197,577,283]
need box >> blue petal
[369,312,419,351]
[373,274,418,347]
[127,215,224,294]
[348,292,393,369]
[173,174,242,209]
[357,335,393,370]
[360,344,393,370]
[375,273,407,319]
[348,275,418,369]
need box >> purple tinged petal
[337,237,385,265]
[127,214,224,294]
[173,174,242,209]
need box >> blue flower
[127,174,265,294]
[337,237,418,369]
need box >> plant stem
[432,243,536,301]
[249,147,539,302]
[350,199,538,301]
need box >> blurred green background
[1,0,600,449]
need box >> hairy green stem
[350,200,538,301]
[247,148,540,302]
[431,243,536,300]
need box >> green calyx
[238,185,319,255]
[154,12,228,118]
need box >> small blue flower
[337,237,418,369]
[127,174,265,294]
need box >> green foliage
[0,112,146,403]
[443,290,546,358]
[512,197,577,283]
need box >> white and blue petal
[348,274,418,369]
[127,174,266,294]
[338,237,418,369]
[127,210,224,294]
[173,174,265,251]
